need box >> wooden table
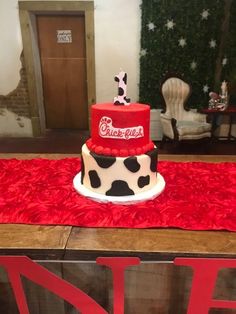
[200,106,236,141]
[0,224,236,262]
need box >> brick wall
[0,52,30,119]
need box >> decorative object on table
[208,81,229,111]
[218,80,229,109]
[73,72,165,204]
[208,92,220,109]
[160,75,212,146]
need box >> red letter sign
[175,258,236,314]
[0,256,140,314]
[0,256,107,314]
[97,257,140,314]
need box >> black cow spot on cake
[106,180,134,196]
[118,87,124,96]
[88,170,101,188]
[145,148,158,172]
[124,96,130,103]
[81,156,85,184]
[138,175,150,188]
[124,157,141,173]
[90,151,116,168]
[123,73,127,84]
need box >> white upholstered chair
[160,76,212,145]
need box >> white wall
[0,109,33,136]
[0,0,22,95]
[94,0,141,103]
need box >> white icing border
[73,172,165,204]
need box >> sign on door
[57,30,72,43]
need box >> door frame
[19,1,96,136]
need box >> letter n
[175,258,236,314]
[0,256,107,314]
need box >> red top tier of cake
[86,103,154,156]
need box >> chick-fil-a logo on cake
[99,116,144,140]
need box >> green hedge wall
[139,0,235,109]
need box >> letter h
[175,258,236,314]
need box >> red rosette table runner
[0,158,235,231]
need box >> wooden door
[37,15,88,129]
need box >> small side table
[200,106,236,141]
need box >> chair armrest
[183,111,208,122]
[160,113,172,121]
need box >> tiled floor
[0,129,235,155]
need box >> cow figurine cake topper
[113,71,131,105]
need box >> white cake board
[73,172,165,204]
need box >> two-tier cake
[73,72,165,203]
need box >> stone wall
[0,52,33,136]
[0,52,30,121]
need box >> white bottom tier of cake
[73,172,165,204]
[73,144,165,204]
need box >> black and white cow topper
[113,71,131,105]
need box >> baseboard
[150,109,163,141]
